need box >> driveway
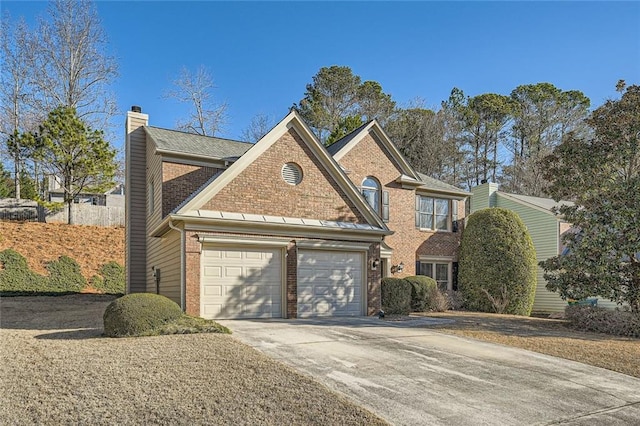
[220,317,640,426]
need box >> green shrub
[458,208,537,316]
[381,277,411,315]
[92,261,125,294]
[405,275,436,312]
[46,255,86,292]
[565,306,640,338]
[0,249,47,293]
[103,293,184,337]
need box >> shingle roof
[144,126,253,160]
[499,192,574,211]
[417,173,471,196]
[326,121,372,155]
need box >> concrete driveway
[220,317,640,426]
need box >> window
[362,177,380,214]
[415,196,456,231]
[418,261,451,291]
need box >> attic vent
[281,163,303,185]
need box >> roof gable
[176,111,388,230]
[328,120,421,181]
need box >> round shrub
[405,275,437,312]
[103,293,183,337]
[381,277,412,315]
[458,208,537,316]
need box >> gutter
[167,219,186,312]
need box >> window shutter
[451,199,459,232]
[416,261,421,275]
[382,191,389,222]
[415,195,420,228]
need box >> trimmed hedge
[0,249,47,292]
[565,306,640,338]
[103,293,184,337]
[381,277,412,315]
[405,275,437,312]
[46,255,86,292]
[458,208,537,316]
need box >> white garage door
[297,250,364,317]
[201,246,282,319]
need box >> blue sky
[3,1,640,148]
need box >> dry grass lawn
[0,295,387,425]
[418,311,640,378]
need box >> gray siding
[495,195,566,312]
[148,228,182,306]
[125,113,148,293]
[146,136,165,293]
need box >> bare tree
[1,15,38,198]
[240,113,275,142]
[30,0,118,128]
[164,65,227,136]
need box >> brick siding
[202,127,366,223]
[162,162,220,216]
[337,132,466,277]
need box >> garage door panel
[201,246,282,319]
[297,250,364,317]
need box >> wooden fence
[0,198,124,227]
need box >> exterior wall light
[391,262,404,274]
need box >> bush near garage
[0,249,48,293]
[381,277,412,315]
[404,275,436,312]
[103,293,230,337]
[565,305,640,338]
[458,208,537,316]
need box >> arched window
[361,177,381,214]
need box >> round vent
[281,162,303,185]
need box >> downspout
[168,219,186,312]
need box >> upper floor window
[362,177,381,214]
[415,196,458,231]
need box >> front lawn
[0,295,387,425]
[418,311,640,378]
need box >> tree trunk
[14,158,20,200]
[67,200,73,225]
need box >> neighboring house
[47,175,125,208]
[126,107,469,320]
[470,182,575,312]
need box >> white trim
[161,155,228,169]
[380,242,393,258]
[296,240,371,251]
[198,235,291,247]
[418,255,455,261]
